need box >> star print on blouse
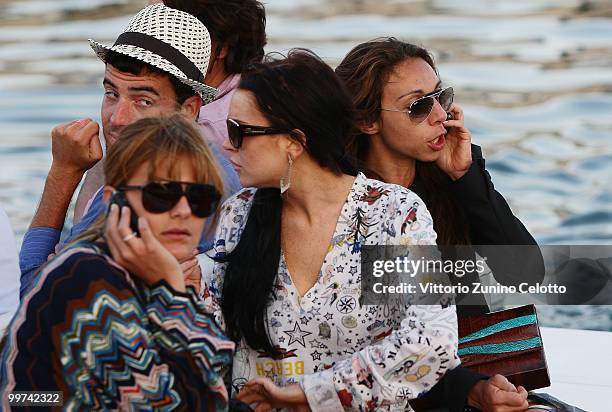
[283,322,312,347]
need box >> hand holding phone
[107,191,140,236]
[104,200,185,292]
[438,103,472,180]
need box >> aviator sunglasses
[381,86,454,124]
[118,181,221,218]
[227,118,293,149]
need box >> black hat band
[113,31,205,84]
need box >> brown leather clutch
[458,304,550,390]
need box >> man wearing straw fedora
[74,0,267,220]
[19,3,246,295]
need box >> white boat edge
[536,326,612,412]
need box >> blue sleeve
[19,189,106,298]
[199,143,242,253]
[19,227,60,298]
[63,189,106,245]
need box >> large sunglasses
[227,118,293,149]
[119,181,221,218]
[381,86,454,124]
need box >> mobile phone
[107,191,140,236]
[446,112,454,121]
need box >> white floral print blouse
[203,173,459,411]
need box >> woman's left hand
[436,103,472,180]
[236,377,309,412]
[180,249,201,294]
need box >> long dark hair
[335,37,470,245]
[219,49,356,353]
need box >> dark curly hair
[163,0,267,74]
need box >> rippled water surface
[0,0,610,330]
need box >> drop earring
[280,154,294,194]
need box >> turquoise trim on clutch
[458,336,542,356]
[459,315,537,344]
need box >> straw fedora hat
[89,3,217,104]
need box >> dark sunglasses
[118,181,221,218]
[381,86,454,124]
[226,118,293,149]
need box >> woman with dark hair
[204,49,460,411]
[336,38,538,412]
[1,115,234,410]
